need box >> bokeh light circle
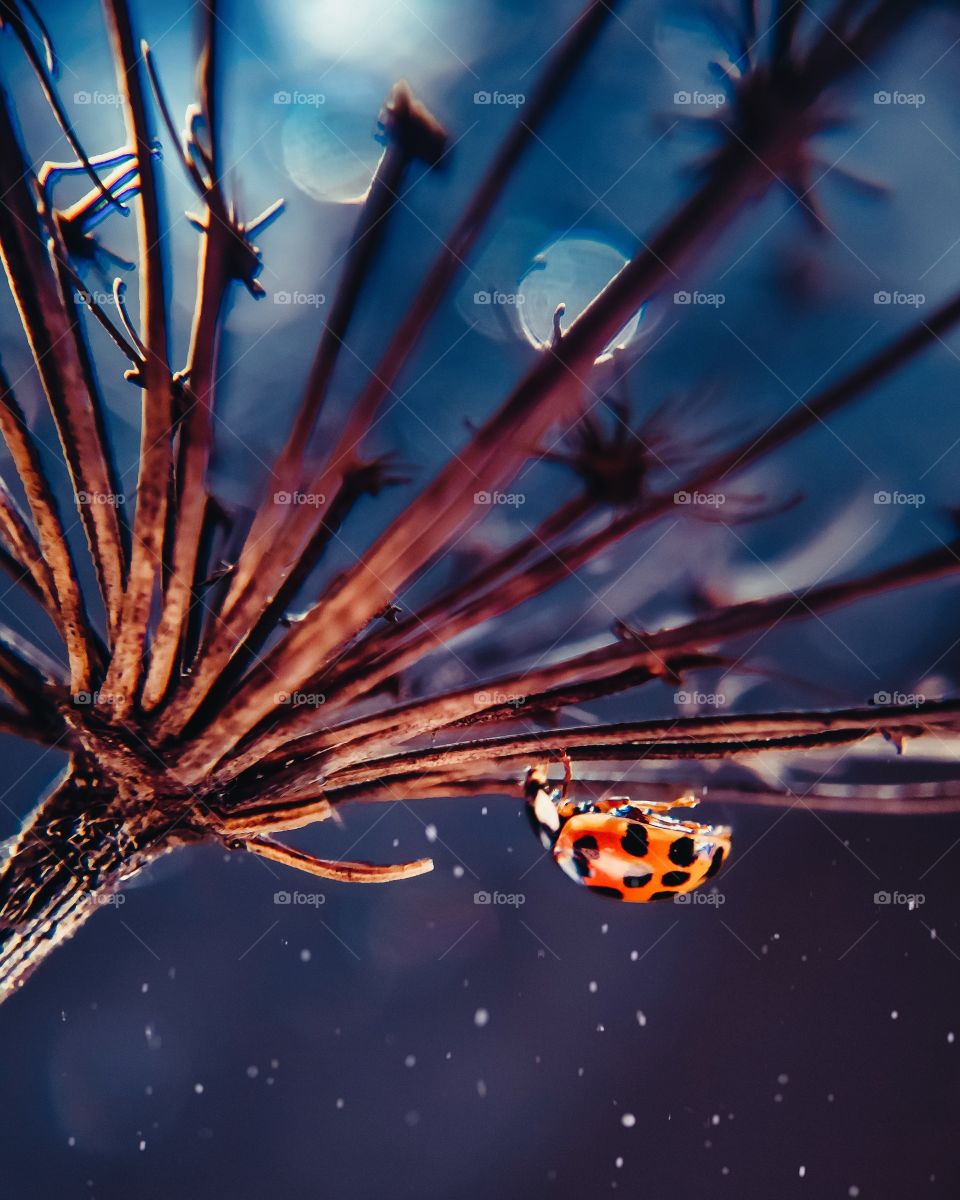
[517,235,644,359]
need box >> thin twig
[99,0,175,714]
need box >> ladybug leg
[589,794,629,814]
[558,752,572,802]
[634,790,700,814]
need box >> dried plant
[0,0,958,1002]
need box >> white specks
[145,1085,154,1097]
[596,1023,605,1033]
[891,1010,899,1020]
[721,1167,729,1176]
[777,1073,789,1085]
[629,950,638,962]
[774,1094,783,1104]
[425,824,438,844]
[636,1010,647,1027]
[481,806,488,816]
[615,1157,623,1169]
[336,1097,345,1109]
[848,1187,860,1198]
[144,1024,162,1051]
[138,1139,146,1152]
[140,982,149,994]
[193,1083,204,1095]
[948,1032,955,1044]
[246,1065,259,1079]
[601,923,609,935]
[477,1079,487,1098]
[271,1059,279,1069]
[392,838,399,848]
[621,1113,636,1128]
[404,1054,416,1068]
[453,865,464,879]
[799,1166,806,1178]
[930,927,937,940]
[67,1137,76,1148]
[299,948,311,963]
[589,980,598,994]
[711,1114,720,1126]
[474,1007,489,1028]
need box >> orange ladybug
[524,764,731,902]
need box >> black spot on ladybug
[648,890,676,902]
[668,836,697,868]
[587,885,624,900]
[571,834,600,879]
[623,873,653,889]
[661,870,690,887]
[705,846,725,879]
[620,825,649,858]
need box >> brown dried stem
[218,537,960,790]
[157,0,628,746]
[98,0,174,714]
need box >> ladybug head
[523,765,563,850]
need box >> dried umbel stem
[0,0,954,1003]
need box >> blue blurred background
[0,0,959,1195]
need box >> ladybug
[524,764,731,902]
